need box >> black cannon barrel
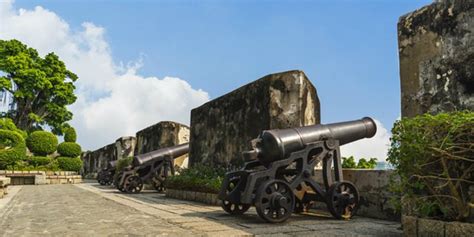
[255,117,377,164]
[132,143,189,167]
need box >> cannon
[97,160,117,185]
[218,117,377,223]
[116,143,189,194]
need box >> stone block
[0,170,5,174]
[402,215,417,237]
[398,0,474,117]
[190,70,320,167]
[418,218,445,237]
[445,221,474,237]
[134,121,190,168]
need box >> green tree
[342,156,357,168]
[0,39,78,134]
[356,157,378,169]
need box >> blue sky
[15,0,430,126]
[2,0,433,156]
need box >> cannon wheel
[221,179,250,215]
[327,181,359,220]
[152,166,166,193]
[255,179,294,223]
[124,175,144,194]
[115,171,127,192]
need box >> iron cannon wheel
[255,179,294,223]
[327,181,359,220]
[115,171,127,192]
[221,178,251,215]
[152,166,166,192]
[124,175,144,194]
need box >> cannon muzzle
[132,143,189,167]
[251,117,377,164]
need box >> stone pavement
[0,183,403,236]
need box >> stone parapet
[313,169,398,220]
[0,171,81,185]
[189,70,320,167]
[0,176,11,198]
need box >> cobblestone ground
[0,183,403,236]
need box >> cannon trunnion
[116,143,189,194]
[97,160,117,186]
[218,117,377,223]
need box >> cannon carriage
[116,143,189,194]
[97,160,117,186]
[218,117,377,223]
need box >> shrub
[64,127,77,142]
[57,142,81,157]
[165,164,226,194]
[0,129,27,169]
[342,156,377,169]
[115,157,133,176]
[0,118,27,138]
[342,156,357,168]
[26,131,58,156]
[387,111,474,222]
[57,157,83,172]
[28,156,52,167]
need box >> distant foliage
[57,142,81,157]
[57,157,83,172]
[165,164,226,193]
[387,111,474,222]
[0,129,26,169]
[342,156,377,169]
[26,131,58,156]
[116,157,133,173]
[64,127,77,142]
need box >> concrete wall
[398,0,474,117]
[81,121,190,177]
[189,70,320,167]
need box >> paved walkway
[0,183,403,236]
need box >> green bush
[165,164,226,194]
[0,129,27,169]
[387,111,474,222]
[342,156,377,169]
[57,157,83,172]
[28,156,52,167]
[64,127,77,142]
[116,156,133,173]
[0,118,27,138]
[57,142,81,157]
[26,131,58,156]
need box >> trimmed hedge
[0,118,27,138]
[165,164,226,194]
[64,127,77,142]
[57,142,81,157]
[26,131,58,156]
[387,111,474,222]
[57,157,83,172]
[28,156,52,167]
[0,129,27,169]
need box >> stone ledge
[402,215,474,237]
[0,176,11,198]
[166,189,219,206]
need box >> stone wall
[0,176,10,198]
[189,70,320,167]
[81,121,190,177]
[398,0,474,117]
[314,169,398,220]
[134,121,190,167]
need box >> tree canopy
[0,39,78,135]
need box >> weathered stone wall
[189,70,320,167]
[134,121,190,167]
[81,121,190,177]
[314,169,398,220]
[398,0,474,117]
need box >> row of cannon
[97,117,377,223]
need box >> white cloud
[340,119,391,161]
[0,0,209,150]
